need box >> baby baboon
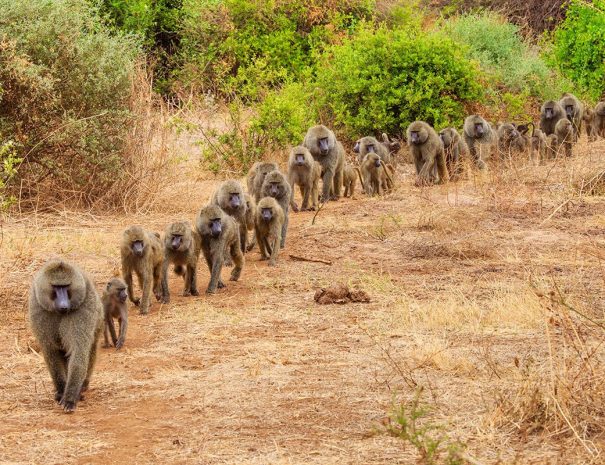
[439,127,468,178]
[343,164,357,197]
[559,93,584,140]
[247,162,279,202]
[583,107,596,142]
[244,194,256,232]
[555,118,574,157]
[211,179,247,253]
[540,100,566,136]
[303,125,345,202]
[120,225,164,315]
[29,259,103,412]
[196,205,244,294]
[463,115,497,170]
[261,170,291,248]
[356,153,394,196]
[497,123,529,158]
[353,136,391,164]
[102,277,128,350]
[595,101,605,138]
[407,121,449,185]
[287,145,321,212]
[545,134,560,159]
[161,221,201,303]
[255,197,285,266]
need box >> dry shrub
[576,169,605,197]
[492,287,605,456]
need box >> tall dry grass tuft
[490,283,605,457]
[98,64,178,213]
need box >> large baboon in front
[303,125,345,202]
[29,259,103,412]
[463,115,497,170]
[407,121,449,185]
[540,100,566,136]
[559,93,584,141]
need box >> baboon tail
[174,265,185,276]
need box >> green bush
[176,0,376,100]
[552,0,605,101]
[442,12,562,99]
[314,25,484,136]
[0,0,141,208]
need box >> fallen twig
[289,254,332,265]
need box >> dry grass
[0,134,605,464]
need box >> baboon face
[409,130,423,145]
[474,122,485,137]
[165,222,191,252]
[353,140,360,153]
[124,226,147,257]
[306,125,334,156]
[106,278,128,304]
[198,206,224,238]
[36,260,86,314]
[565,105,574,120]
[439,129,456,147]
[596,103,605,116]
[228,192,241,209]
[500,123,519,141]
[264,172,287,198]
[261,207,273,222]
[516,124,530,135]
[366,153,381,168]
[290,147,311,167]
[543,102,558,120]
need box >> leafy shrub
[552,0,605,101]
[0,0,141,209]
[442,12,563,99]
[176,0,376,100]
[314,25,484,136]
[0,137,21,211]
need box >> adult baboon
[353,136,391,164]
[29,259,103,412]
[407,121,449,185]
[356,153,394,196]
[439,127,468,178]
[211,179,247,253]
[584,107,596,142]
[540,100,566,136]
[196,205,244,294]
[261,170,291,248]
[247,162,279,202]
[559,93,584,140]
[302,125,345,202]
[255,197,285,267]
[102,277,128,350]
[497,123,529,157]
[161,221,201,303]
[463,115,497,170]
[287,145,321,212]
[120,225,164,315]
[555,118,574,157]
[594,102,605,138]
[343,164,357,197]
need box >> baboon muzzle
[132,240,144,256]
[353,141,360,153]
[545,108,553,119]
[118,289,127,303]
[53,286,70,313]
[261,209,273,221]
[566,106,574,119]
[295,155,305,165]
[374,159,381,168]
[229,195,241,208]
[210,220,222,237]
[319,138,329,154]
[171,235,182,250]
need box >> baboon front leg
[301,184,311,211]
[61,348,89,412]
[139,274,151,315]
[268,234,282,267]
[104,314,118,347]
[161,260,171,303]
[41,347,67,402]
[188,264,199,296]
[230,243,244,281]
[207,255,223,294]
[281,211,288,248]
[116,315,127,350]
[123,269,139,306]
[320,168,334,203]
[332,166,343,199]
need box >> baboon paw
[161,297,170,304]
[54,391,63,402]
[190,290,200,296]
[217,281,226,289]
[59,398,77,413]
[154,292,163,302]
[115,339,124,350]
[182,291,191,297]
[205,288,216,295]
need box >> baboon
[382,133,402,160]
[244,194,256,232]
[593,101,605,138]
[497,123,529,158]
[540,100,566,136]
[463,115,497,170]
[261,170,291,248]
[161,221,201,303]
[555,118,574,157]
[303,125,345,202]
[120,225,165,315]
[287,145,321,212]
[195,205,244,294]
[102,277,128,350]
[353,136,391,164]
[559,93,584,140]
[439,127,468,178]
[255,197,285,267]
[545,134,560,159]
[247,162,279,202]
[584,107,596,142]
[407,121,449,185]
[29,259,103,412]
[211,179,247,253]
[529,126,548,163]
[356,153,394,196]
[343,164,357,197]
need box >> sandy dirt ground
[1,140,604,464]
